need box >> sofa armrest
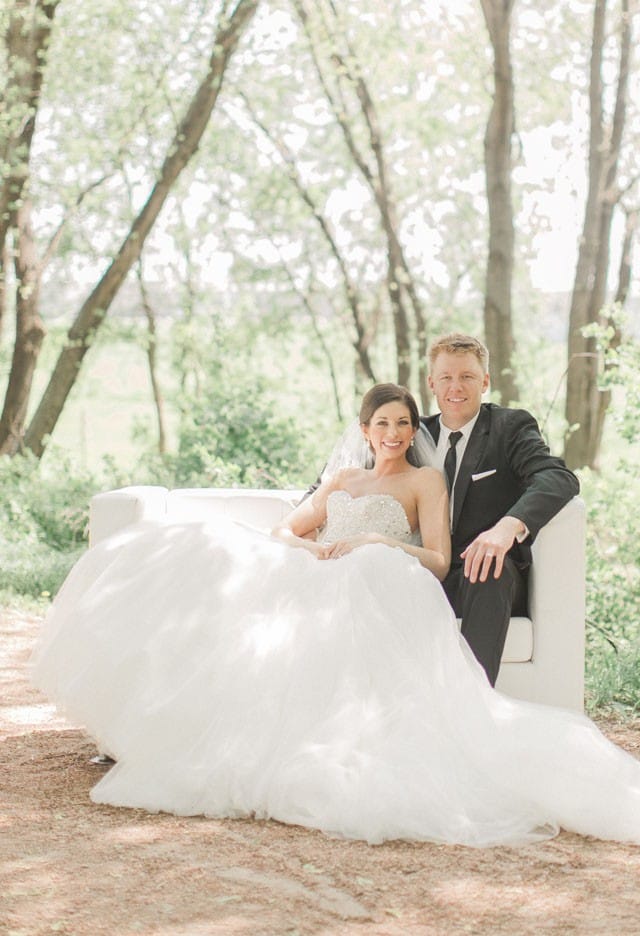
[89,486,169,546]
[527,496,586,707]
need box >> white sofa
[89,487,586,712]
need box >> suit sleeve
[503,411,580,541]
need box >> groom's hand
[461,517,526,583]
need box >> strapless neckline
[329,490,413,528]
[322,490,416,546]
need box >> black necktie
[444,431,463,493]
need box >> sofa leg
[89,752,115,765]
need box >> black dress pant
[442,557,528,687]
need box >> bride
[32,384,640,847]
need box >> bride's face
[362,401,415,462]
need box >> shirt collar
[438,409,480,442]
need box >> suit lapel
[452,406,491,532]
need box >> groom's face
[428,351,489,430]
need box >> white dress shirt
[433,410,529,541]
[433,412,480,525]
[433,413,480,483]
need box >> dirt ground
[2,606,640,936]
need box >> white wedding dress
[32,491,640,847]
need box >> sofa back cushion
[165,488,304,530]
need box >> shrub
[0,374,318,599]
[161,375,315,489]
[581,464,640,713]
[0,451,101,598]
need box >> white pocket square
[471,469,497,481]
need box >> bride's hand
[299,540,325,558]
[317,533,383,560]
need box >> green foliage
[0,368,315,600]
[586,649,640,716]
[0,362,319,601]
[577,314,640,712]
[0,538,83,601]
[0,451,93,547]
[584,309,640,445]
[581,463,640,712]
[0,450,102,598]
[153,374,313,490]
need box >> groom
[423,333,579,685]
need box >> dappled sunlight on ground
[2,606,640,935]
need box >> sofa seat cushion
[502,616,533,663]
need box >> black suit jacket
[423,404,580,569]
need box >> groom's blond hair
[428,333,489,372]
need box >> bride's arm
[271,480,334,555]
[412,468,451,580]
[319,468,451,580]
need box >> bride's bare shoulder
[413,465,446,489]
[325,467,366,490]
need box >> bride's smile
[362,400,415,467]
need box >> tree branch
[23,0,259,457]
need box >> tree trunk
[0,240,8,343]
[591,207,637,457]
[23,0,259,458]
[136,263,167,455]
[564,0,632,469]
[0,200,46,454]
[479,0,518,405]
[0,0,59,450]
[0,0,59,266]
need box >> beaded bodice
[320,491,421,546]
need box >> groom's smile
[428,351,490,430]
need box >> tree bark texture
[479,0,518,405]
[23,0,259,458]
[0,0,59,261]
[0,241,8,343]
[0,200,46,454]
[564,0,632,469]
[136,263,167,456]
[0,0,59,453]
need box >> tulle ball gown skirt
[31,517,640,847]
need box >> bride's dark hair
[359,383,420,430]
[321,384,433,479]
